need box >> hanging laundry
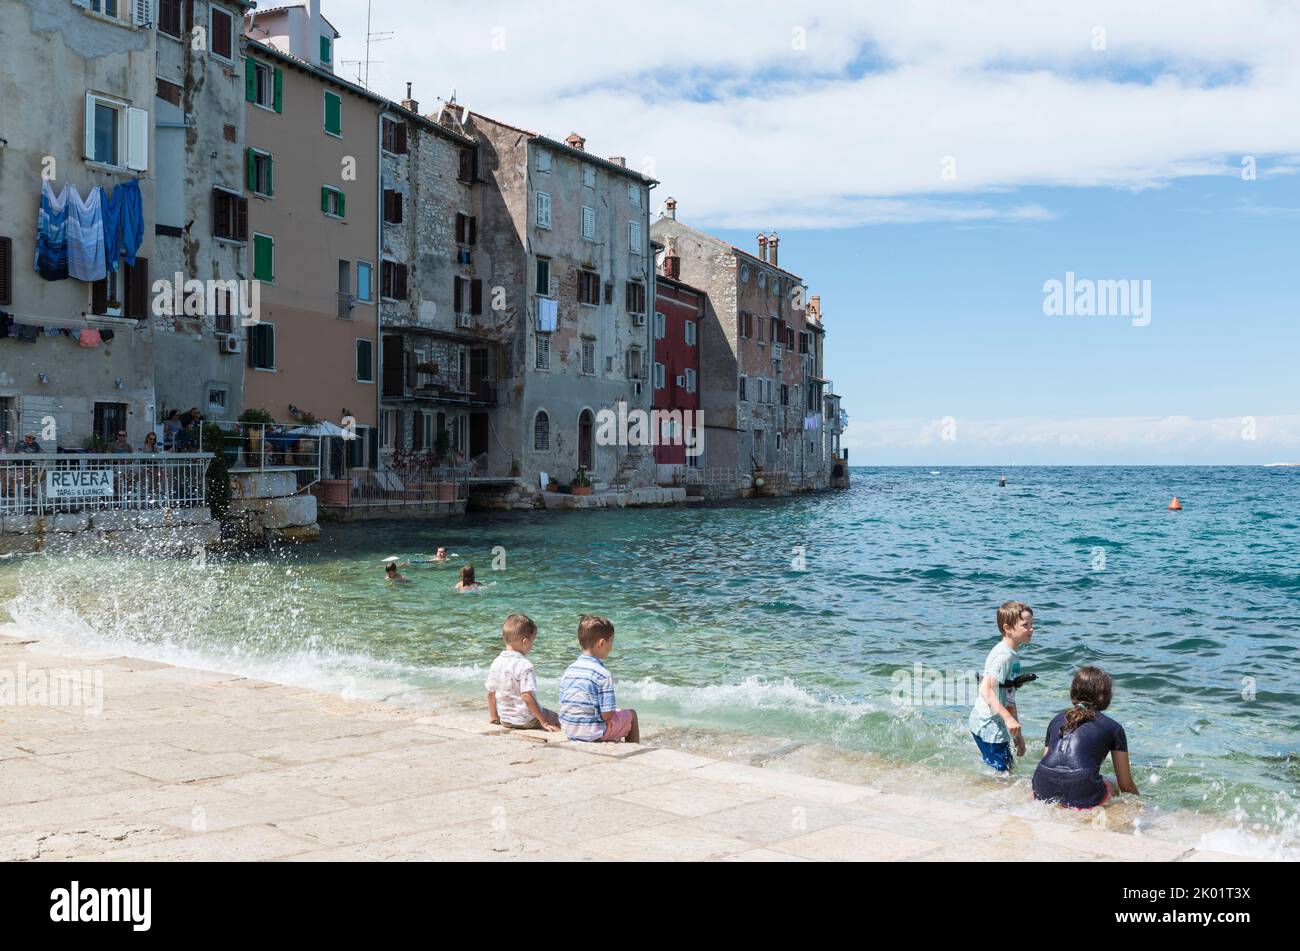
[66,185,106,282]
[100,328,115,341]
[17,324,41,342]
[35,181,70,281]
[115,179,144,266]
[537,297,559,332]
[78,328,102,348]
[100,184,122,272]
[44,326,62,337]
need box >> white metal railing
[208,423,322,493]
[678,466,739,486]
[0,453,211,518]
[313,465,470,510]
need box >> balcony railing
[0,453,211,518]
[207,423,323,493]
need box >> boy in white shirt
[486,613,561,732]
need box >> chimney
[565,132,586,151]
[607,156,626,167]
[809,295,821,320]
[663,237,681,280]
[401,82,419,113]
[664,196,677,220]
[757,234,768,263]
[768,232,779,267]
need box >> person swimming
[1032,666,1139,809]
[454,564,483,590]
[433,547,449,562]
[384,561,409,583]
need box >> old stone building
[453,112,658,488]
[1,0,159,451]
[152,0,254,426]
[377,90,504,472]
[652,200,833,493]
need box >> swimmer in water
[433,547,449,561]
[999,474,1007,487]
[454,564,483,590]
[1032,666,1139,808]
[384,561,409,583]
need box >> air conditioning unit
[220,334,241,354]
[456,313,472,328]
[632,312,646,327]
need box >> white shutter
[582,205,595,239]
[127,107,149,171]
[536,192,551,228]
[133,0,155,27]
[629,220,642,252]
[84,93,97,161]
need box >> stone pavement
[0,635,1241,862]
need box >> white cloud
[841,414,1300,464]
[320,0,1300,228]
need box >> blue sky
[321,0,1300,463]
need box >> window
[207,386,228,414]
[85,94,147,170]
[532,411,550,450]
[381,117,408,154]
[252,233,274,281]
[212,188,248,241]
[740,264,750,283]
[93,402,128,443]
[740,311,752,338]
[536,148,551,172]
[210,6,234,62]
[535,258,550,296]
[356,339,373,383]
[685,368,697,393]
[653,311,665,340]
[0,236,11,306]
[628,183,641,207]
[626,348,644,380]
[653,362,666,390]
[799,331,810,354]
[383,189,402,224]
[582,165,596,188]
[685,320,697,346]
[159,0,183,37]
[320,35,333,65]
[357,261,373,303]
[381,409,397,449]
[248,322,275,369]
[581,205,596,241]
[455,212,476,245]
[628,220,642,253]
[246,149,273,196]
[578,270,600,306]
[535,192,552,229]
[780,383,789,406]
[381,260,408,300]
[246,60,282,113]
[739,375,748,401]
[758,271,766,289]
[625,281,645,314]
[582,340,595,375]
[458,146,477,183]
[454,277,484,315]
[323,91,342,136]
[535,332,551,370]
[321,185,345,218]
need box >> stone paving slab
[0,634,1241,862]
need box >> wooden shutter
[84,93,96,161]
[235,196,248,242]
[245,58,258,103]
[246,149,256,191]
[468,216,477,245]
[396,123,407,153]
[125,258,149,319]
[273,68,283,114]
[470,279,482,315]
[395,264,408,300]
[0,236,11,306]
[127,107,149,171]
[321,187,330,213]
[454,276,464,313]
[455,213,466,243]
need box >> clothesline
[35,179,142,284]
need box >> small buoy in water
[1168,497,1182,511]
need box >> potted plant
[510,457,522,478]
[571,468,593,496]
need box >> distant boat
[929,470,941,476]
[1264,463,1300,468]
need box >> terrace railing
[207,423,322,493]
[0,453,211,518]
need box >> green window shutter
[245,59,257,103]
[254,235,273,281]
[266,154,274,197]
[321,187,330,214]
[338,190,345,218]
[324,92,341,134]
[273,68,283,114]
[246,148,256,191]
[320,36,331,64]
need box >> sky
[318,0,1300,464]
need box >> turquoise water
[3,466,1297,856]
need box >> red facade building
[652,248,704,469]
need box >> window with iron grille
[534,411,550,450]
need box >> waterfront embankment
[0,634,1243,861]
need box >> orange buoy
[1168,497,1182,511]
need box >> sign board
[46,468,115,498]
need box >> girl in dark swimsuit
[1033,666,1140,808]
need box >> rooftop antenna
[341,0,392,90]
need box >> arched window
[534,411,549,450]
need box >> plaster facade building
[1,0,159,451]
[652,200,833,492]
[652,245,704,477]
[458,113,658,487]
[152,0,254,426]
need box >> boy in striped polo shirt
[558,615,640,743]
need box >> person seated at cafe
[17,433,43,453]
[110,430,134,453]
[141,431,161,454]
[163,410,184,449]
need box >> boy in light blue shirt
[968,601,1034,771]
